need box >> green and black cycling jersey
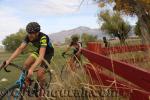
[23,32,54,56]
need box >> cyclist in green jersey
[62,36,82,71]
[4,22,54,96]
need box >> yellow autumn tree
[99,11,131,44]
[96,0,150,44]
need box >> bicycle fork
[13,70,27,100]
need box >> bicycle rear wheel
[60,65,71,81]
[33,69,52,98]
[44,69,52,89]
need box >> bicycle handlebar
[0,61,11,72]
[0,61,38,73]
[62,53,74,58]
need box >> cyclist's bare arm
[7,43,27,63]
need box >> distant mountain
[49,26,109,43]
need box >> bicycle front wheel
[0,84,23,100]
[45,69,52,89]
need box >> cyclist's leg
[69,53,81,71]
[74,53,82,65]
[37,54,53,97]
[23,52,37,86]
[75,54,81,61]
[23,53,37,70]
[68,56,76,71]
[73,54,81,67]
[37,67,46,97]
[37,67,46,84]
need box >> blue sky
[0,0,137,43]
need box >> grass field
[0,46,91,99]
[108,39,150,70]
[0,39,149,99]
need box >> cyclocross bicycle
[0,61,52,100]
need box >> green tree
[100,11,131,44]
[81,33,98,46]
[134,20,142,37]
[2,29,27,52]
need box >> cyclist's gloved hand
[62,52,66,57]
[0,61,9,70]
[3,60,10,68]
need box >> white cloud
[6,0,95,16]
[23,0,83,15]
[0,6,22,42]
